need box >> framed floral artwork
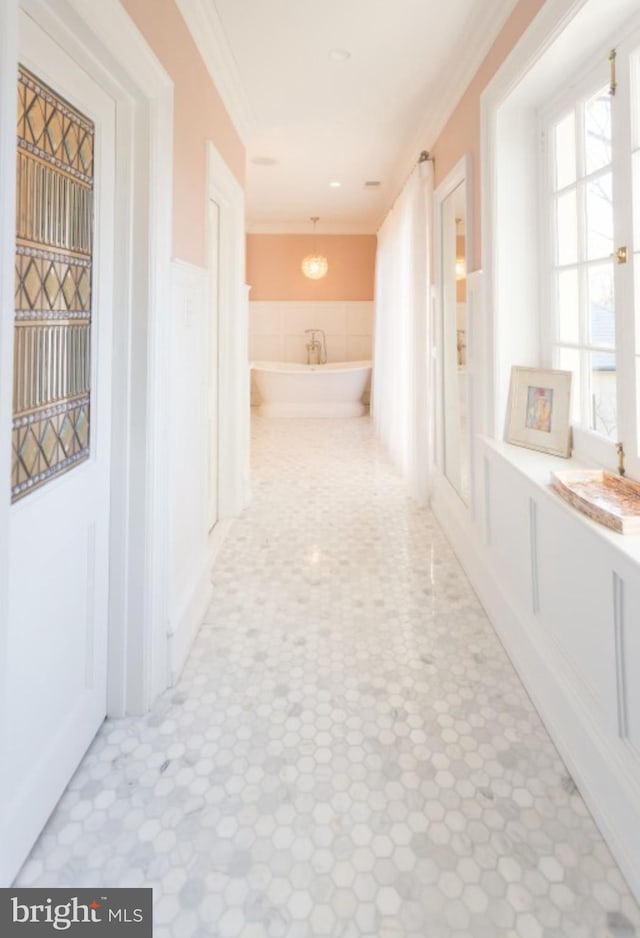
[506,366,572,457]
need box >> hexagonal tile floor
[15,416,640,937]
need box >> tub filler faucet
[305,328,327,365]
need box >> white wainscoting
[249,300,374,404]
[167,261,214,683]
[431,269,640,901]
[433,447,640,901]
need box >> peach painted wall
[121,0,245,267]
[246,234,377,301]
[431,0,545,267]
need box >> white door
[208,198,220,532]
[1,12,115,884]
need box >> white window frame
[539,33,640,480]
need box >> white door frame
[432,156,473,491]
[207,197,221,534]
[0,0,175,755]
[207,141,250,525]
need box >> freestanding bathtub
[251,360,372,418]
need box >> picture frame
[506,366,572,457]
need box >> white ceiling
[178,0,520,232]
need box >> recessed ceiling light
[328,48,351,62]
[251,156,278,166]
[329,181,342,188]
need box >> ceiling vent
[364,180,381,188]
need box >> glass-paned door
[13,66,94,501]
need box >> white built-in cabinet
[434,433,640,900]
[483,441,640,750]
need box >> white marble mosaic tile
[16,416,640,937]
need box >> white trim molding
[208,141,251,519]
[432,155,473,511]
[175,0,254,143]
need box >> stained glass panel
[12,66,94,502]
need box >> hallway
[15,416,640,937]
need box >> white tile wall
[347,334,374,361]
[281,303,348,336]
[251,304,282,336]
[249,300,374,403]
[250,333,283,362]
[347,303,375,336]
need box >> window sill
[481,436,640,567]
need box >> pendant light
[301,216,329,280]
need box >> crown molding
[384,0,521,220]
[174,0,254,143]
[428,0,523,139]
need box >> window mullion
[575,98,590,429]
[541,123,556,366]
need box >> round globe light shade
[301,253,329,280]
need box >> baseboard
[432,485,640,902]
[209,516,235,566]
[167,555,213,687]
[165,517,236,687]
